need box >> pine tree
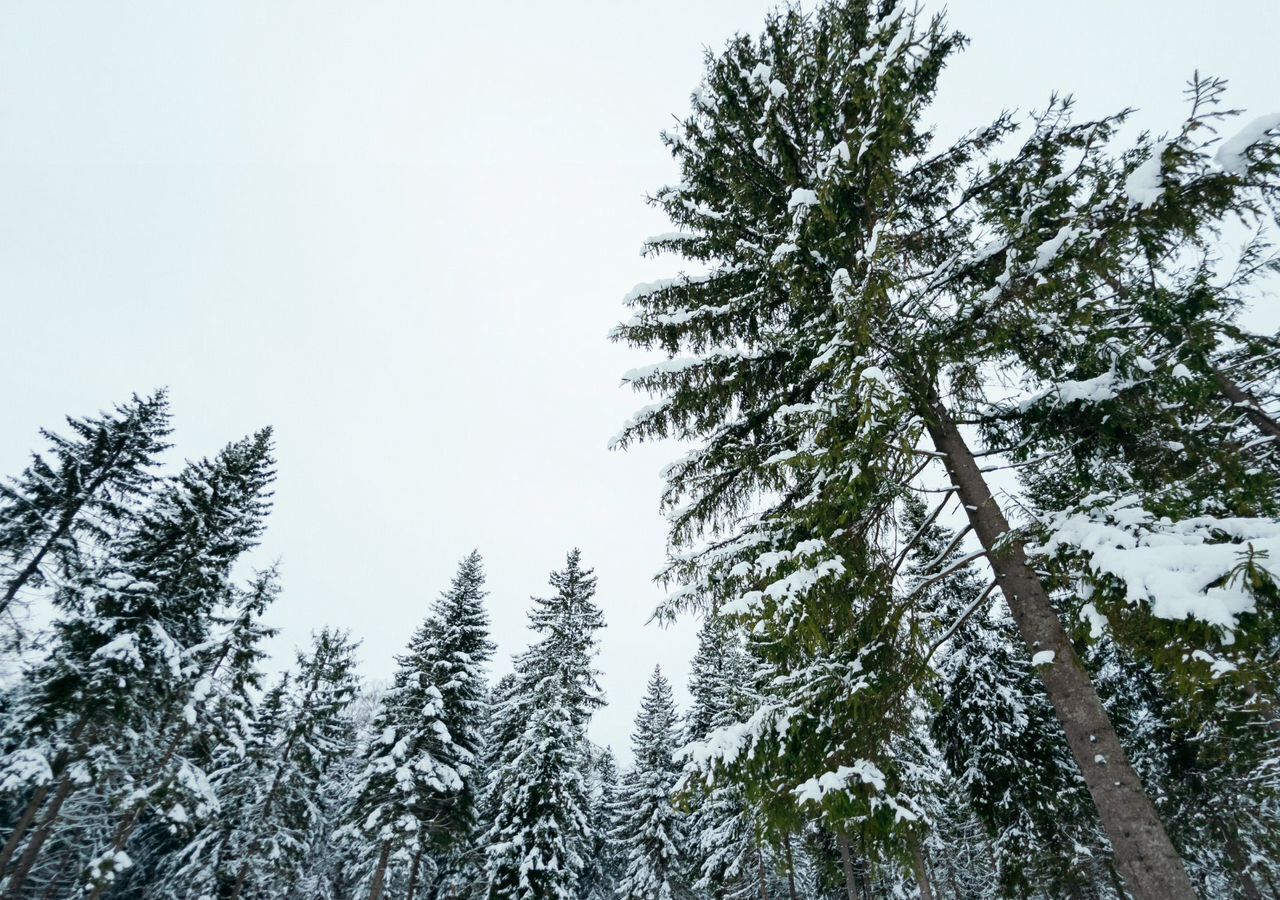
[0,391,171,646]
[223,628,359,900]
[681,616,759,899]
[339,551,495,900]
[479,549,605,899]
[615,667,691,900]
[0,428,275,897]
[580,745,624,900]
[608,2,1198,894]
[81,567,280,899]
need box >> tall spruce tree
[479,549,604,900]
[81,567,280,900]
[339,550,494,900]
[0,391,171,645]
[224,628,359,900]
[608,2,1202,894]
[0,428,275,898]
[614,666,691,900]
[580,745,624,900]
[681,616,759,899]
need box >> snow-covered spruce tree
[0,428,275,898]
[953,80,1280,703]
[282,678,387,900]
[0,391,170,645]
[339,550,495,900]
[897,494,1102,895]
[580,745,624,900]
[951,85,1280,894]
[79,567,280,899]
[608,2,1195,895]
[680,616,760,899]
[222,628,359,900]
[932,603,1104,896]
[920,779,998,900]
[614,666,691,900]
[479,549,604,900]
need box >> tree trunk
[228,665,326,900]
[89,638,239,898]
[3,774,74,899]
[837,834,858,900]
[922,395,1195,900]
[756,846,771,900]
[38,847,75,900]
[0,782,49,878]
[368,841,392,900]
[784,836,799,900]
[0,716,88,880]
[1212,367,1280,444]
[1224,835,1264,900]
[405,848,422,900]
[0,447,126,620]
[1,496,80,617]
[911,841,934,900]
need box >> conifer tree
[0,428,275,897]
[479,549,605,900]
[0,391,171,642]
[81,567,280,899]
[615,667,691,900]
[681,617,759,899]
[580,745,624,900]
[608,2,1199,894]
[224,628,359,899]
[339,551,494,900]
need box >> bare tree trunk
[38,847,75,900]
[911,841,935,900]
[1212,367,1280,444]
[368,841,392,900]
[3,775,74,899]
[784,836,799,900]
[0,717,88,879]
[0,783,49,878]
[756,846,771,900]
[1225,836,1264,900]
[837,834,858,900]
[922,394,1195,900]
[405,848,422,900]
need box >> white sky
[2,0,1277,759]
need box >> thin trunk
[944,859,963,900]
[756,846,771,900]
[3,774,74,899]
[922,394,1195,900]
[0,446,126,619]
[911,842,935,900]
[1,501,78,617]
[0,716,88,879]
[0,783,49,878]
[90,638,238,897]
[784,837,799,900]
[837,834,858,900]
[1225,835,1264,900]
[405,848,422,900]
[368,841,392,900]
[1212,367,1280,444]
[39,848,75,900]
[228,665,326,900]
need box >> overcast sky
[2,0,1277,757]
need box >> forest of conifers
[3,0,1280,898]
